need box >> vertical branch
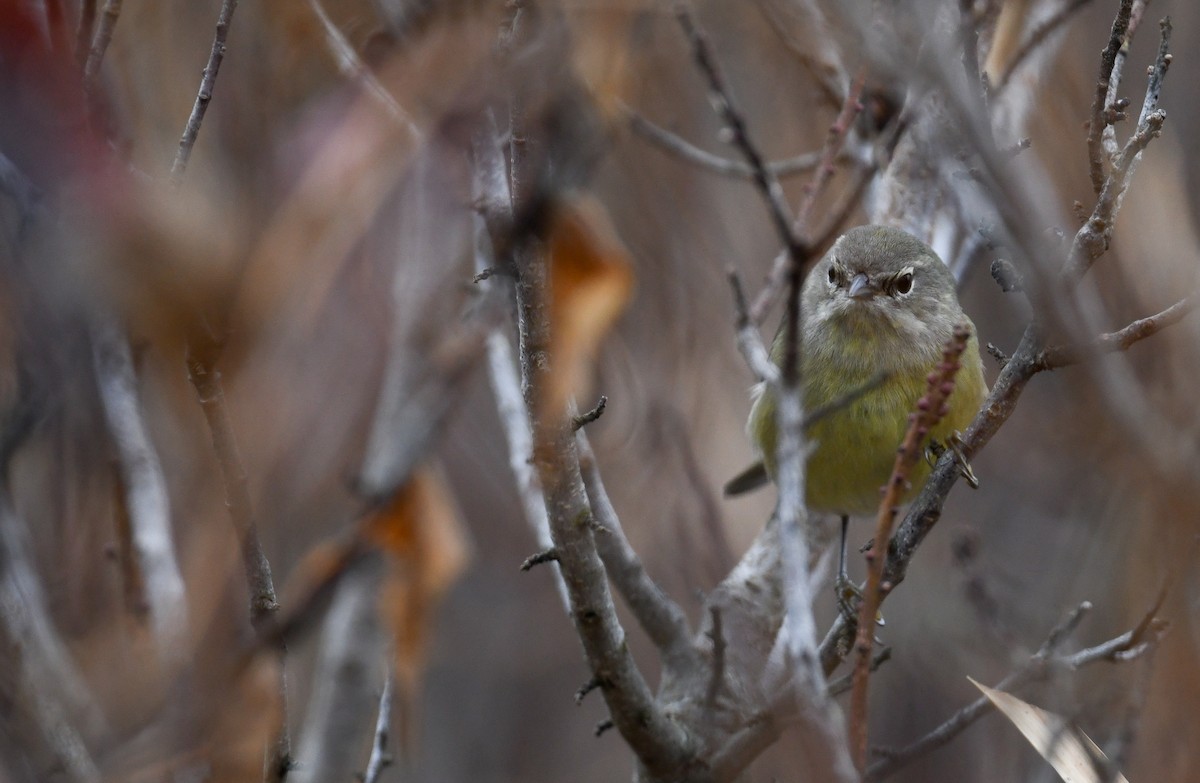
[1085,0,1134,194]
[82,0,121,85]
[290,558,386,783]
[170,0,240,184]
[362,670,395,783]
[848,327,970,770]
[92,318,189,659]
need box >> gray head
[803,225,963,348]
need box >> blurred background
[1,0,1198,781]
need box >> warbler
[727,225,987,596]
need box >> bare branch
[578,435,697,668]
[92,318,189,658]
[865,600,1169,781]
[572,395,607,431]
[849,326,972,770]
[623,106,822,180]
[1086,0,1135,194]
[170,0,240,184]
[291,558,386,783]
[82,0,121,85]
[306,0,420,137]
[995,0,1095,91]
[362,671,395,783]
[1035,292,1197,370]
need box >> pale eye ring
[894,270,914,295]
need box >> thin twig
[1035,292,1196,369]
[1100,0,1149,161]
[362,671,395,783]
[866,600,1169,781]
[74,0,97,70]
[82,0,121,85]
[750,65,867,325]
[849,326,971,771]
[994,0,1096,92]
[673,2,810,268]
[578,434,698,669]
[572,395,607,431]
[170,0,240,184]
[1085,0,1134,194]
[624,106,822,180]
[306,0,420,138]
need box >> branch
[1035,292,1197,370]
[290,558,386,783]
[994,0,1095,92]
[92,317,189,659]
[673,2,810,267]
[866,600,1168,780]
[82,0,121,85]
[1086,0,1134,194]
[578,434,697,668]
[170,0,240,184]
[362,671,395,783]
[623,106,822,180]
[849,326,971,770]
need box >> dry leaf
[969,677,1130,783]
[363,466,470,698]
[543,194,635,418]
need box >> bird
[726,225,987,606]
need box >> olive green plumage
[742,225,987,515]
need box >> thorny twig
[848,326,972,770]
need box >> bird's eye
[827,266,838,285]
[894,270,914,295]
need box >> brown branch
[750,65,867,325]
[624,107,823,180]
[1086,0,1134,195]
[1035,292,1197,370]
[994,0,1095,92]
[578,434,697,667]
[673,2,810,268]
[170,0,240,184]
[849,325,971,771]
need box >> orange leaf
[364,466,470,699]
[543,194,635,418]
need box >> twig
[829,647,891,697]
[1086,0,1134,195]
[92,317,189,659]
[866,600,1168,780]
[572,395,607,431]
[186,344,279,627]
[624,106,822,180]
[802,371,891,429]
[1035,292,1196,370]
[849,326,971,771]
[578,434,698,669]
[520,548,559,571]
[1100,0,1149,161]
[362,671,395,783]
[75,0,97,69]
[673,2,809,268]
[994,0,1095,91]
[170,0,240,184]
[727,270,779,384]
[0,499,106,783]
[756,0,847,109]
[291,558,387,783]
[705,607,726,709]
[306,0,420,138]
[750,65,867,325]
[82,0,121,85]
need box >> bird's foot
[927,432,979,488]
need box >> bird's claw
[927,432,980,489]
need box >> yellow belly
[749,335,985,515]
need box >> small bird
[727,225,987,602]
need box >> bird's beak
[847,273,875,300]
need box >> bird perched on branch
[726,225,987,604]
